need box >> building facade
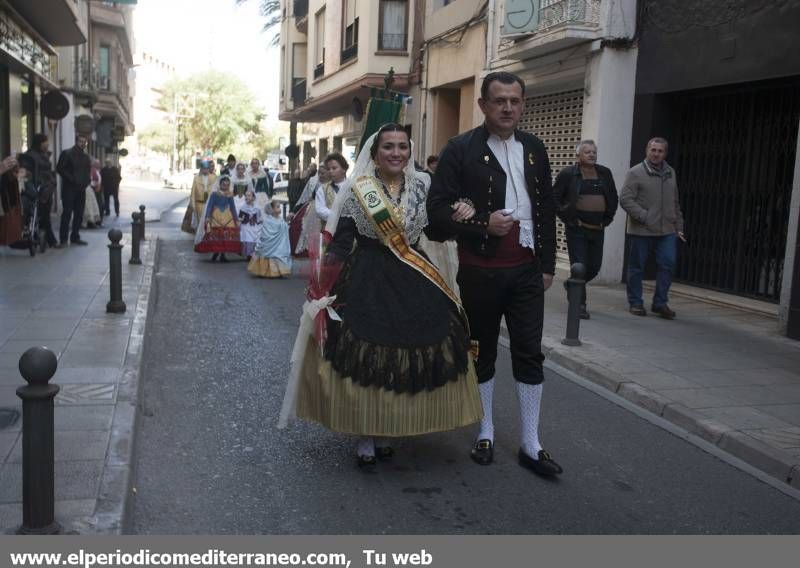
[54,0,135,167]
[279,0,422,169]
[0,0,84,157]
[630,0,800,337]
[485,0,638,271]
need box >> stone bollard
[106,229,127,314]
[16,346,60,535]
[138,204,146,241]
[129,212,142,265]
[562,263,586,347]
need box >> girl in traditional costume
[279,124,482,469]
[238,189,263,259]
[248,199,292,278]
[194,175,240,262]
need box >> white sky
[133,0,280,125]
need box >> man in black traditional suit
[427,72,562,476]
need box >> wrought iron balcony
[500,0,602,60]
[313,56,324,79]
[291,78,306,106]
[538,0,601,33]
[340,43,357,64]
[75,57,101,93]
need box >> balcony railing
[75,57,101,93]
[291,78,306,106]
[379,33,407,51]
[537,0,601,34]
[313,56,324,79]
[293,0,308,19]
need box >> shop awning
[7,0,86,45]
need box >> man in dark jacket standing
[427,72,562,477]
[56,134,91,245]
[552,140,618,318]
[101,158,122,217]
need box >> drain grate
[0,408,20,430]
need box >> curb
[540,336,800,490]
[72,237,160,534]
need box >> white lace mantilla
[340,175,429,244]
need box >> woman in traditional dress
[246,158,270,208]
[290,163,329,256]
[194,175,240,262]
[231,162,254,210]
[0,157,23,246]
[248,198,292,278]
[279,123,481,469]
[82,160,102,228]
[238,189,263,259]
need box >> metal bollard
[138,204,146,241]
[129,212,142,265]
[16,346,60,535]
[562,262,586,346]
[106,229,127,314]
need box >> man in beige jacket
[620,137,686,319]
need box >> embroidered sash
[352,176,478,358]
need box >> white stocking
[356,437,375,457]
[476,378,495,442]
[515,382,543,456]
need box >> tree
[137,122,172,155]
[235,0,281,45]
[155,70,265,158]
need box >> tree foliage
[153,70,266,158]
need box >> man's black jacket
[552,163,618,227]
[56,146,91,193]
[426,124,556,274]
[100,166,122,191]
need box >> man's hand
[487,209,514,236]
[451,201,475,222]
[677,231,686,243]
[543,273,554,291]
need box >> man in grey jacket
[620,137,686,319]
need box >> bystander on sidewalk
[539,271,800,489]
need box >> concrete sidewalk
[0,208,164,533]
[541,272,800,489]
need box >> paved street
[130,231,800,534]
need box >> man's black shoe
[470,439,493,465]
[518,449,563,477]
[71,239,88,246]
[651,304,676,319]
[375,446,394,461]
[579,304,590,319]
[357,454,377,472]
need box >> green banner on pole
[356,92,404,154]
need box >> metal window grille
[670,79,800,302]
[518,88,585,258]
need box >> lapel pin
[528,153,535,165]
[484,155,490,163]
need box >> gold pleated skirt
[295,340,483,437]
[248,256,291,278]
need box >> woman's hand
[451,200,475,222]
[0,156,17,175]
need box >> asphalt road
[130,223,800,534]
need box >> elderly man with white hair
[552,139,619,319]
